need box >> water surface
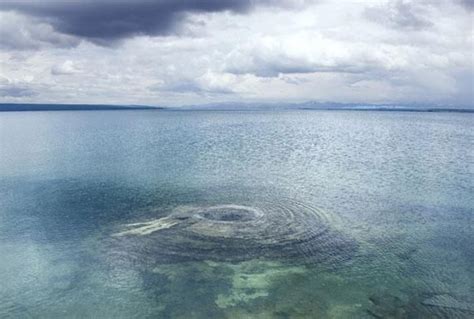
[0,110,472,318]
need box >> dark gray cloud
[0,0,276,44]
[458,0,474,10]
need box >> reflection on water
[0,110,472,318]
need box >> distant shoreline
[0,103,472,113]
[0,104,161,112]
[297,107,474,113]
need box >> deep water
[0,110,472,318]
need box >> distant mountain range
[0,102,472,113]
[176,101,473,112]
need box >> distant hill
[294,102,474,113]
[0,103,163,112]
[175,101,473,113]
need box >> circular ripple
[106,197,357,266]
[194,205,259,223]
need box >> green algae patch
[128,256,450,318]
[214,260,307,309]
[149,259,309,316]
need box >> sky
[0,0,472,107]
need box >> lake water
[0,110,472,318]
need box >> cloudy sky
[0,0,472,107]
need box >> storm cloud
[0,0,280,44]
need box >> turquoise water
[0,110,472,318]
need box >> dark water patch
[0,177,148,242]
[0,177,217,243]
[198,206,256,222]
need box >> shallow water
[0,110,472,318]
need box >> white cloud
[51,60,81,75]
[0,12,79,50]
[0,0,471,107]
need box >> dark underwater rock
[106,199,358,266]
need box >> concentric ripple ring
[108,198,357,265]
